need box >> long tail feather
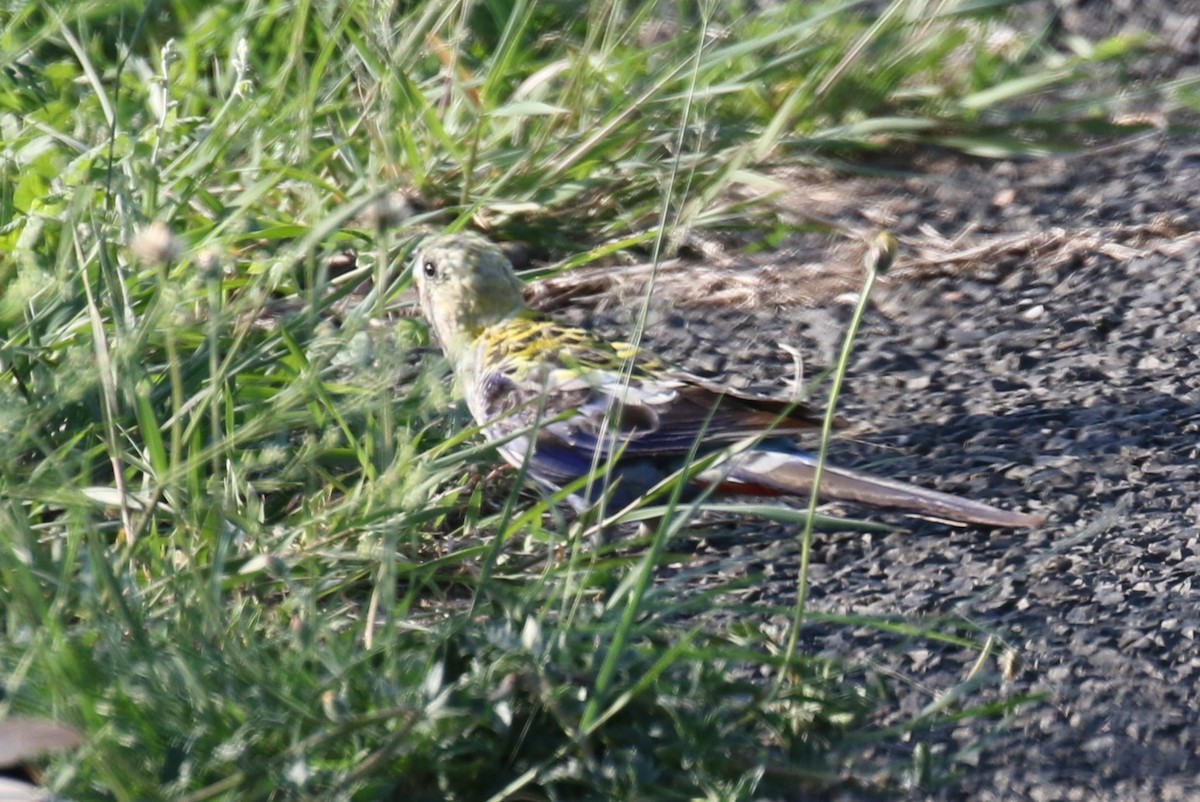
[712,450,1043,528]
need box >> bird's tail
[709,449,1043,528]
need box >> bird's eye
[422,260,437,279]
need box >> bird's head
[414,234,528,359]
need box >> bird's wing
[535,366,827,459]
[473,316,831,463]
[477,369,823,491]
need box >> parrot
[413,233,1042,528]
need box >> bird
[413,233,1042,528]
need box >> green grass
[0,0,1165,798]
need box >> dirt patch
[530,115,1200,801]
[461,6,1200,797]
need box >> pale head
[414,234,528,359]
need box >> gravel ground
[533,84,1200,802]
[495,6,1200,799]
